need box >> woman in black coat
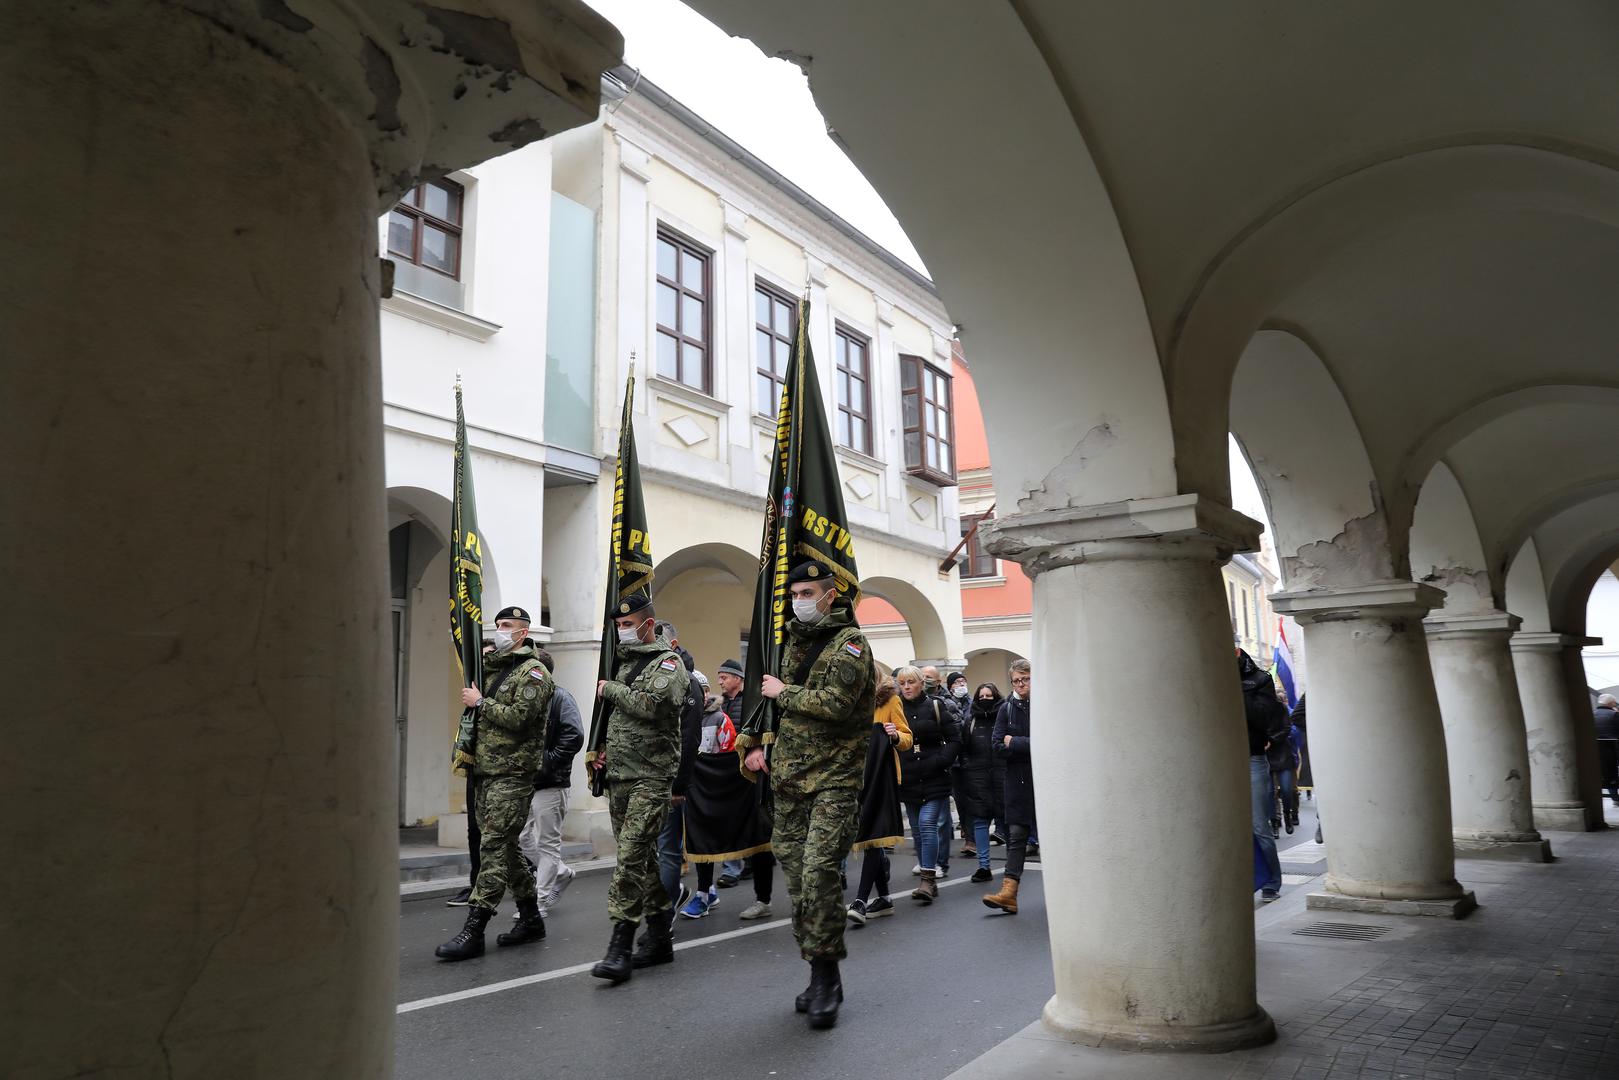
[984,660,1033,914]
[895,666,960,903]
[953,682,1003,883]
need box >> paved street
[396,801,1332,1079]
[396,846,1053,1080]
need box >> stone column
[1271,583,1476,917]
[1557,640,1609,830]
[1511,633,1597,830]
[984,496,1274,1053]
[1424,612,1551,861]
[2,4,617,1076]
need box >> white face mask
[492,627,524,653]
[952,686,968,699]
[792,596,828,624]
[617,625,642,645]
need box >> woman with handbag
[895,666,962,903]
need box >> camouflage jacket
[767,605,875,796]
[601,634,687,783]
[474,643,554,778]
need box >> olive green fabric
[472,643,553,778]
[606,777,672,925]
[600,635,686,783]
[759,605,875,797]
[470,775,538,911]
[775,787,858,959]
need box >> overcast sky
[582,0,928,273]
[584,0,1275,537]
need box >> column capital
[980,495,1261,575]
[545,629,604,651]
[1424,609,1521,638]
[1271,581,1443,623]
[721,199,750,240]
[805,253,831,289]
[616,134,654,182]
[1510,631,1602,654]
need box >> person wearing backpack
[1241,649,1290,902]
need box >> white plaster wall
[1583,569,1619,688]
[1230,331,1385,579]
[1410,461,1494,612]
[1506,539,1554,632]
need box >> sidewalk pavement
[945,816,1619,1080]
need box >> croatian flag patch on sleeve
[843,641,863,657]
[659,657,679,671]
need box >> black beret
[494,606,531,623]
[614,593,652,617]
[787,560,834,586]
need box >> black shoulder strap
[485,657,534,701]
[791,634,837,687]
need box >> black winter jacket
[535,685,585,790]
[898,693,961,804]
[1595,705,1619,741]
[953,696,1000,820]
[993,695,1035,827]
[1240,650,1289,757]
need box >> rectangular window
[834,323,872,454]
[961,513,997,579]
[1242,592,1251,639]
[655,227,711,392]
[754,281,796,415]
[900,354,956,484]
[1228,581,1238,635]
[387,178,464,279]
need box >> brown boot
[910,869,937,904]
[982,875,1019,914]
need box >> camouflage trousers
[470,775,538,911]
[607,777,673,925]
[774,786,858,960]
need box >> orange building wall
[953,347,1033,620]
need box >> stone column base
[1041,997,1276,1053]
[1534,804,1591,831]
[1307,890,1478,918]
[1454,837,1553,862]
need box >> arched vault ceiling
[1010,0,1619,342]
[1435,394,1619,574]
[1268,210,1619,505]
[1526,493,1619,632]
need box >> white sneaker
[911,863,922,876]
[552,863,576,901]
[738,900,772,920]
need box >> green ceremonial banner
[449,380,485,775]
[740,297,860,751]
[584,368,654,795]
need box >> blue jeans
[970,817,992,869]
[906,798,949,872]
[1250,756,1282,893]
[1273,768,1298,820]
[657,801,684,908]
[937,799,953,873]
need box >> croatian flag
[1273,617,1298,713]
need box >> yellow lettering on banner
[628,529,645,554]
[463,531,482,558]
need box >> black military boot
[434,905,492,961]
[495,897,546,947]
[630,909,675,969]
[591,921,637,984]
[805,956,844,1029]
[795,974,814,1014]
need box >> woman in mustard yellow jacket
[847,675,912,925]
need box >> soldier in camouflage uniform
[745,560,875,1029]
[435,605,555,961]
[589,592,688,984]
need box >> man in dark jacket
[919,664,961,877]
[1241,650,1290,901]
[715,657,749,886]
[1595,693,1619,805]
[517,649,583,921]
